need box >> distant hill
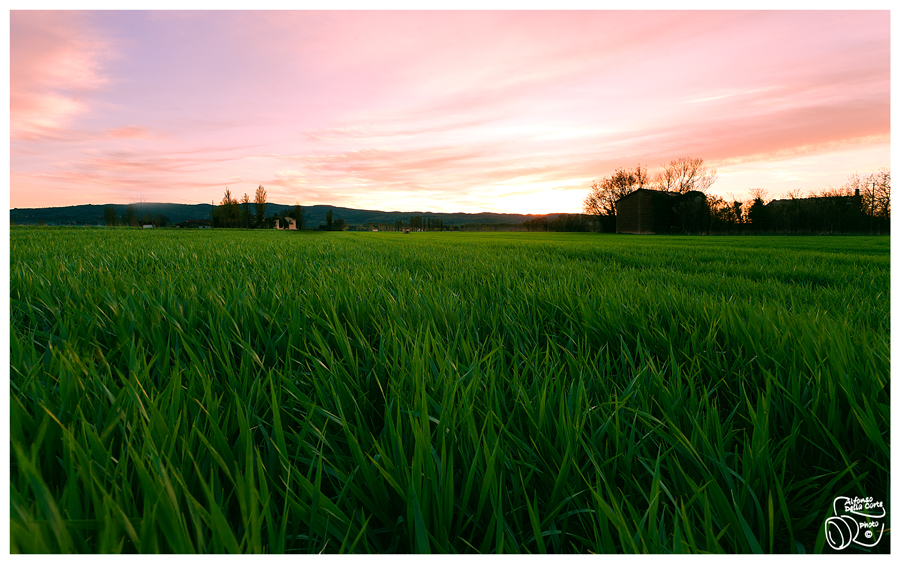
[10,202,567,227]
[10,203,214,226]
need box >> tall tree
[848,170,890,221]
[871,169,891,226]
[240,193,252,228]
[254,185,268,227]
[122,204,139,227]
[285,204,305,230]
[103,205,118,226]
[843,169,890,234]
[326,208,333,231]
[747,188,769,233]
[213,187,241,228]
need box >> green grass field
[10,227,890,553]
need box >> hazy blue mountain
[10,202,564,227]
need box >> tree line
[98,163,888,235]
[212,186,350,231]
[390,216,446,231]
[99,185,448,232]
[103,204,170,227]
[522,215,592,232]
[210,186,282,229]
[738,171,890,234]
[581,157,890,234]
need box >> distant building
[175,219,212,228]
[142,224,154,228]
[616,189,708,234]
[763,190,863,233]
[616,189,674,234]
[275,217,297,230]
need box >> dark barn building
[616,189,708,234]
[764,191,864,234]
[616,189,673,234]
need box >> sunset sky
[8,9,891,214]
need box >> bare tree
[583,165,650,218]
[845,169,890,233]
[813,183,859,198]
[748,187,769,203]
[655,157,717,194]
[866,169,891,221]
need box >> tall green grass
[10,227,889,553]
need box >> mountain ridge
[10,202,571,227]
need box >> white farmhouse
[275,217,297,230]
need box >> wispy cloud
[106,126,151,139]
[10,11,113,141]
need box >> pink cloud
[10,11,113,140]
[106,126,149,139]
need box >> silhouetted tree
[286,204,305,230]
[122,205,139,227]
[212,187,241,228]
[333,217,347,231]
[845,169,890,234]
[871,169,891,226]
[747,188,769,233]
[708,195,743,234]
[654,157,717,194]
[523,217,549,231]
[326,209,333,231]
[254,185,268,227]
[240,193,252,228]
[583,165,650,230]
[548,214,590,232]
[103,206,118,226]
